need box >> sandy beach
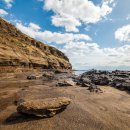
[0,72,130,130]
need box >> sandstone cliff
[0,17,72,73]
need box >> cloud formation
[44,0,114,32]
[16,22,91,44]
[14,21,130,70]
[2,0,13,8]
[62,42,130,69]
[115,24,130,43]
[0,9,8,17]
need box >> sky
[0,0,130,70]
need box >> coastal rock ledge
[0,17,72,73]
[17,97,71,117]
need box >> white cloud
[44,0,115,32]
[61,42,130,69]
[52,13,81,32]
[115,24,130,42]
[0,9,8,17]
[29,22,41,31]
[16,22,91,44]
[2,0,13,8]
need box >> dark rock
[113,74,129,78]
[98,70,110,75]
[42,72,54,80]
[27,75,36,80]
[17,97,71,117]
[81,83,91,87]
[111,78,130,91]
[88,84,103,93]
[99,76,110,85]
[81,69,97,77]
[79,77,92,87]
[111,78,126,87]
[77,70,130,92]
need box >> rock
[42,72,54,80]
[111,78,130,91]
[79,70,130,92]
[72,75,80,82]
[14,98,25,106]
[54,69,64,74]
[17,97,71,117]
[98,70,110,75]
[82,83,91,87]
[81,69,97,77]
[81,74,111,86]
[57,79,75,87]
[111,78,126,87]
[88,84,103,93]
[114,74,129,78]
[99,76,110,85]
[81,77,91,84]
[27,75,36,80]
[0,17,72,73]
[89,75,100,85]
[120,82,129,90]
[79,77,92,87]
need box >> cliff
[0,17,72,73]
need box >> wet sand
[0,74,130,130]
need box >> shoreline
[0,70,130,130]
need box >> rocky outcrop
[77,69,130,92]
[0,17,72,73]
[17,97,71,117]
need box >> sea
[73,70,87,75]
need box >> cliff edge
[0,17,72,73]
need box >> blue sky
[0,0,130,70]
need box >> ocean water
[73,70,87,75]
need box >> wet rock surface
[17,97,71,117]
[75,69,130,92]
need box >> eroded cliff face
[0,17,72,73]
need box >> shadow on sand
[4,108,66,125]
[3,112,45,125]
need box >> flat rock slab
[17,97,71,117]
[57,79,75,87]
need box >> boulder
[57,79,75,87]
[111,78,126,87]
[79,77,92,87]
[88,84,103,93]
[80,77,91,84]
[99,76,110,85]
[17,97,71,117]
[27,75,36,80]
